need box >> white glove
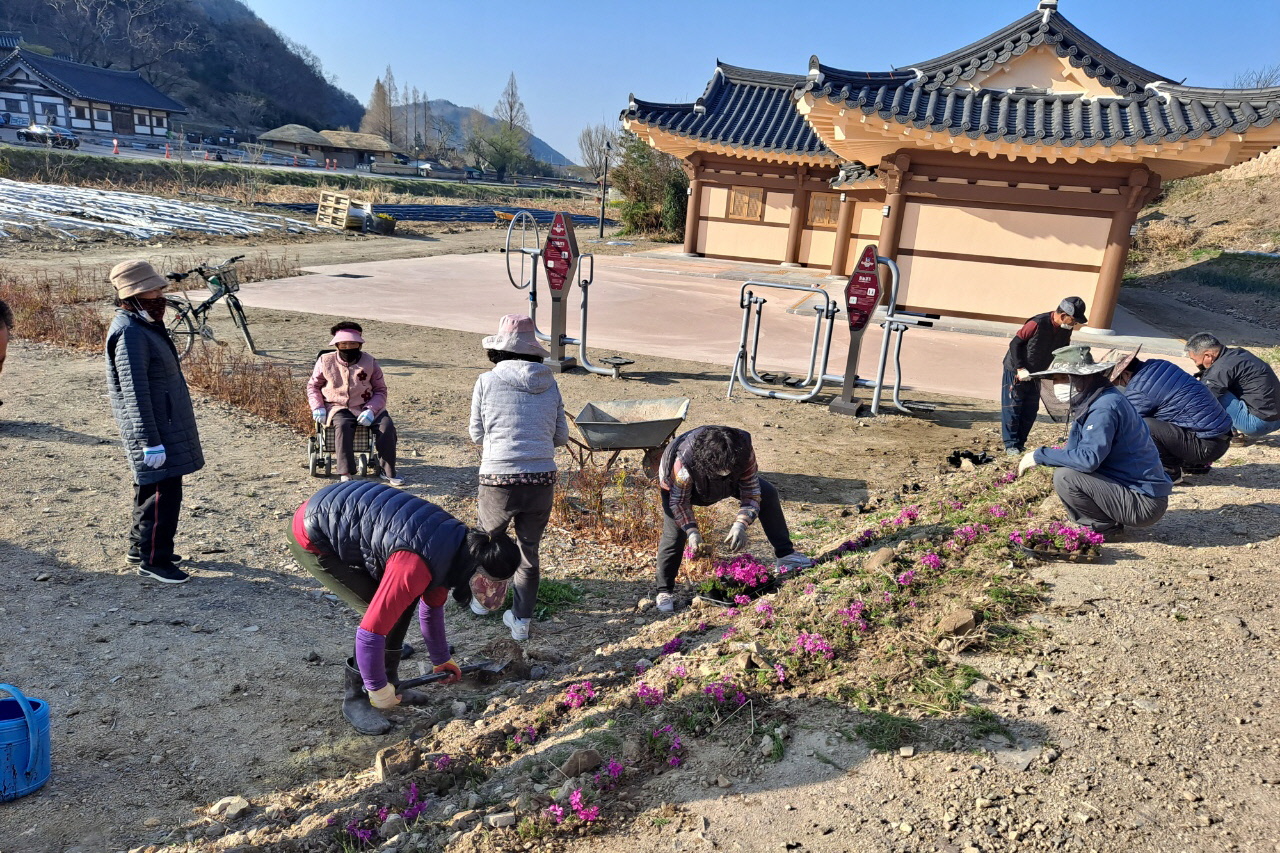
[357,409,376,427]
[142,444,166,469]
[685,529,708,558]
[1017,452,1039,478]
[312,408,327,424]
[1015,368,1032,382]
[367,683,400,709]
[723,521,748,551]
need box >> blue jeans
[1000,366,1040,451]
[1220,393,1280,437]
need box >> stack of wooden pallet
[316,191,373,231]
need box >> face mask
[338,347,362,364]
[132,296,166,323]
[1053,382,1074,403]
[1058,322,1075,331]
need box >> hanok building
[0,40,186,137]
[622,1,1280,331]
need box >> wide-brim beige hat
[1106,345,1143,382]
[1028,344,1116,378]
[110,260,168,299]
[482,313,548,358]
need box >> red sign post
[845,245,883,332]
[540,212,580,370]
[829,244,885,416]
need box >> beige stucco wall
[896,202,1108,320]
[700,220,787,261]
[961,45,1118,98]
[798,228,836,267]
[903,203,1111,266]
[763,191,791,224]
[831,202,886,275]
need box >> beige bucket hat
[110,260,168,299]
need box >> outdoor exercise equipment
[728,244,934,415]
[503,210,632,378]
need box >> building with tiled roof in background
[623,1,1280,332]
[0,41,186,138]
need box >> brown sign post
[541,212,580,371]
[828,245,883,416]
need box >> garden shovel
[396,658,509,691]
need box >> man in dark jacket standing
[105,260,204,584]
[1185,333,1280,441]
[1111,348,1232,481]
[1001,297,1088,455]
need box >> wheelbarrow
[565,397,690,474]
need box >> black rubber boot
[386,647,431,706]
[342,658,393,735]
[400,642,414,660]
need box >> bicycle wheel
[165,299,197,360]
[226,296,257,355]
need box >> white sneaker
[503,609,530,641]
[469,597,490,616]
[381,475,405,487]
[776,553,816,572]
[655,591,675,613]
[340,475,353,482]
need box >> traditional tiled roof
[623,62,835,161]
[0,49,186,112]
[0,33,21,51]
[905,7,1169,96]
[831,162,879,188]
[801,5,1280,150]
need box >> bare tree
[1233,64,1280,88]
[578,122,620,181]
[46,0,116,64]
[493,72,531,134]
[429,112,456,158]
[359,78,393,142]
[223,93,266,134]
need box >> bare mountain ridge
[399,98,574,166]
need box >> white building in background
[0,35,186,137]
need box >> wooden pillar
[877,153,912,260]
[782,165,809,267]
[682,153,703,256]
[1091,168,1160,332]
[828,192,855,277]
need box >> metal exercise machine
[728,245,934,415]
[503,210,631,378]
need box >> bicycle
[164,255,257,359]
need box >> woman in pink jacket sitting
[307,321,403,486]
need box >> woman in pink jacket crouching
[307,321,403,486]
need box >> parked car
[17,125,80,149]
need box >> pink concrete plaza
[237,252,1188,404]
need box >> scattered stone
[305,650,321,663]
[529,664,548,679]
[142,817,161,827]
[865,547,896,571]
[637,598,654,612]
[447,810,479,830]
[731,651,759,672]
[210,796,251,820]
[969,679,995,697]
[559,748,602,778]
[1132,697,1161,713]
[242,625,259,633]
[374,744,419,781]
[484,812,517,828]
[716,776,732,788]
[636,658,653,671]
[380,814,406,838]
[938,609,977,636]
[899,746,915,758]
[760,735,775,757]
[1186,568,1213,582]
[898,822,914,834]
[450,701,468,717]
[1196,815,1213,827]
[34,573,51,582]
[1074,812,1092,825]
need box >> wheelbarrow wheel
[642,446,665,479]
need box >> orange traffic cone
[164,143,170,159]
[112,138,119,154]
[203,150,209,161]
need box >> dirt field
[0,232,1277,853]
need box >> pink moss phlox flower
[837,601,870,632]
[636,660,650,673]
[661,636,684,655]
[995,471,1017,486]
[546,803,565,824]
[733,594,752,605]
[714,554,773,588]
[672,664,688,679]
[893,506,921,525]
[754,600,774,616]
[434,754,452,771]
[987,504,1009,518]
[569,789,585,811]
[682,546,697,561]
[774,663,787,683]
[346,821,375,843]
[897,568,919,585]
[577,805,600,822]
[722,626,738,639]
[606,758,625,778]
[909,600,918,608]
[697,621,708,631]
[836,529,877,552]
[377,806,389,822]
[883,591,893,604]
[564,681,597,709]
[636,683,664,707]
[724,607,739,617]
[918,551,942,570]
[792,631,835,659]
[803,583,816,595]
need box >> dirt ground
[0,232,1277,853]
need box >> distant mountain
[0,0,364,132]
[411,99,575,167]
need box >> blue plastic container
[0,684,51,801]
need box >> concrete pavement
[237,251,1192,404]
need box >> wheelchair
[307,420,381,477]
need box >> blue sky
[245,0,1280,164]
